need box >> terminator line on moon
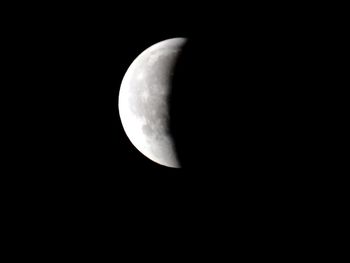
[118,38,187,168]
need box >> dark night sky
[12,4,314,192]
[14,2,331,197]
[4,3,333,253]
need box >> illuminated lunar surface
[118,38,187,168]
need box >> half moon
[118,38,187,168]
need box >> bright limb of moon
[118,38,187,168]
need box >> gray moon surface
[118,38,187,168]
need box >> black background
[10,4,316,202]
[4,3,332,251]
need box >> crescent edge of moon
[118,38,188,168]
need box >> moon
[118,38,187,168]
